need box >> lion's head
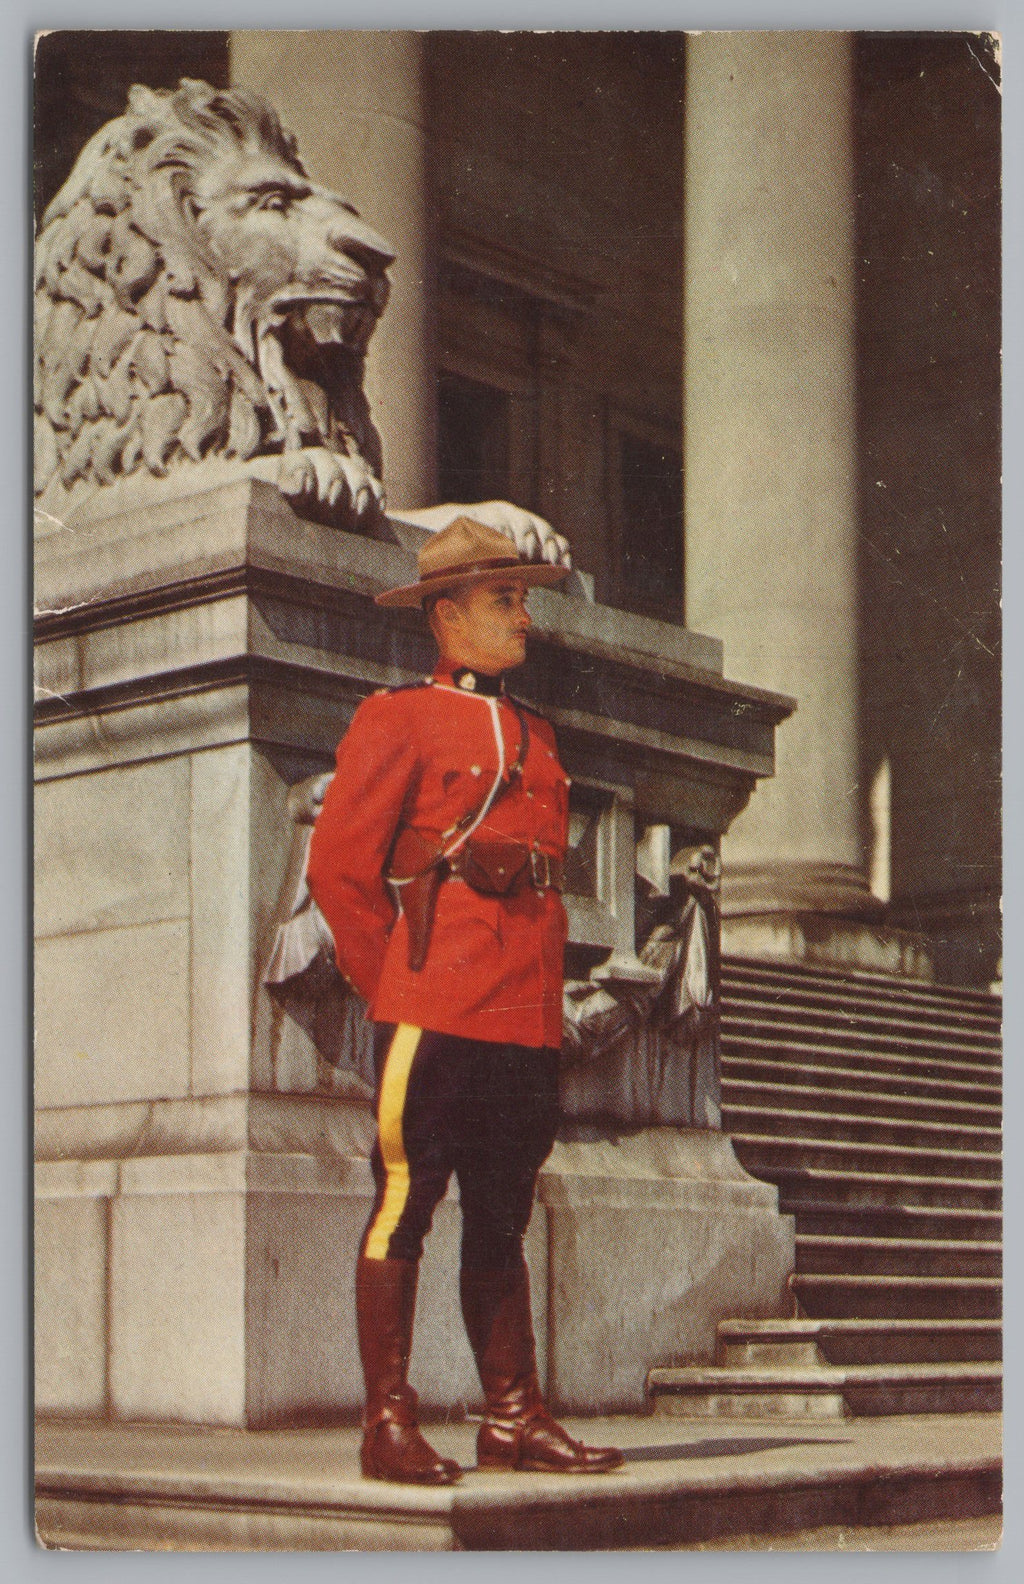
[35,78,393,523]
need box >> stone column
[684,32,882,965]
[229,31,437,513]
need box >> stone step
[788,1199,1001,1244]
[722,1053,1001,1110]
[722,975,1001,1026]
[722,1032,1002,1087]
[795,1233,1001,1281]
[32,1414,1005,1551]
[723,1102,1001,1156]
[792,1272,1002,1321]
[732,1131,1001,1184]
[721,956,1002,1019]
[648,1361,1002,1419]
[723,1012,1000,1055]
[722,1013,1001,1067]
[716,1317,1003,1367]
[721,991,1000,1050]
[723,1013,999,1050]
[648,1364,849,1420]
[821,1369,1001,1417]
[770,1164,1001,1213]
[720,981,1001,1042]
[722,1074,1000,1130]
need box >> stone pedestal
[683,32,889,970]
[35,478,794,1422]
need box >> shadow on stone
[623,1434,854,1463]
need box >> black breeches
[361,1023,561,1270]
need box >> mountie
[307,517,625,1484]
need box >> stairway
[650,955,1002,1419]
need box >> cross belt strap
[384,702,563,971]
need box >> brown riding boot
[460,1262,624,1473]
[356,1255,462,1485]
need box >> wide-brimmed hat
[375,516,570,608]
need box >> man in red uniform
[307,517,624,1486]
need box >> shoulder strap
[440,699,529,856]
[505,692,548,722]
[386,699,530,881]
[383,678,431,695]
[507,700,530,777]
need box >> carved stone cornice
[34,480,794,833]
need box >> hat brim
[375,559,570,609]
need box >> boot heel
[476,1421,522,1470]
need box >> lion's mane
[34,79,383,508]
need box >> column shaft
[229,31,437,512]
[684,32,875,925]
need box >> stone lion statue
[34,78,569,565]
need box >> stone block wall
[35,747,252,1120]
[34,486,795,1426]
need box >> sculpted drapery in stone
[561,847,723,1128]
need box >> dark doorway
[437,372,512,508]
[618,432,684,613]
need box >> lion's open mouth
[248,290,381,443]
[288,299,380,354]
[268,274,387,361]
[266,292,380,399]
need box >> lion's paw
[457,501,572,568]
[278,447,385,527]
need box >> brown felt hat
[375,516,570,608]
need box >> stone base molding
[722,916,934,982]
[35,1135,794,1426]
[719,860,939,978]
[721,861,884,922]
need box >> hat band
[417,554,522,588]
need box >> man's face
[438,578,532,674]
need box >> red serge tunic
[306,666,569,1049]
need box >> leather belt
[447,839,564,897]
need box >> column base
[722,915,934,980]
[720,861,934,979]
[721,860,882,920]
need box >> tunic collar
[435,665,506,697]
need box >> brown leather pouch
[449,836,532,896]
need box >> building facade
[35,28,1002,987]
[32,29,1001,1442]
